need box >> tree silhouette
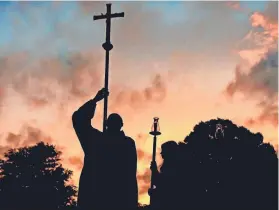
[0,142,77,210]
[152,118,278,210]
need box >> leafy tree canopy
[0,142,77,210]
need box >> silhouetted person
[149,141,180,210]
[72,88,138,210]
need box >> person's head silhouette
[106,113,123,133]
[160,141,178,160]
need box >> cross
[93,3,124,132]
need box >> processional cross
[93,3,124,132]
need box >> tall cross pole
[93,3,124,132]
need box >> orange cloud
[6,133,22,147]
[0,124,54,157]
[137,149,152,162]
[137,149,145,160]
[0,87,4,98]
[5,52,104,107]
[28,97,49,108]
[250,12,278,40]
[225,9,278,128]
[226,2,241,11]
[237,9,278,67]
[78,1,106,14]
[109,74,167,113]
[245,95,278,128]
[0,145,10,157]
[0,50,169,117]
[137,169,151,195]
[226,50,278,127]
[68,156,83,171]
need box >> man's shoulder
[124,136,136,147]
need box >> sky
[0,1,278,205]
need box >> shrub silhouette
[0,142,77,210]
[153,118,278,210]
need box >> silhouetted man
[149,141,180,210]
[72,88,138,210]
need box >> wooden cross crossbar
[93,3,124,132]
[93,11,125,21]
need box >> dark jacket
[151,161,179,210]
[72,99,138,210]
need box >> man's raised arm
[72,88,108,153]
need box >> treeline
[0,118,277,210]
